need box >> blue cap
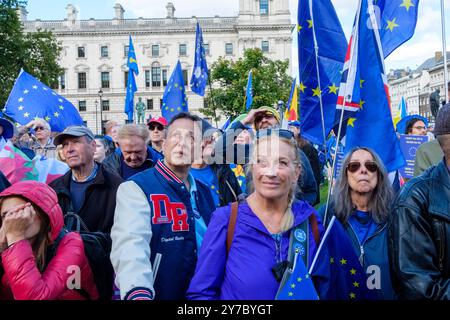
[0,117,14,140]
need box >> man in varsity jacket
[110,113,216,300]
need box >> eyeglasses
[347,161,379,173]
[256,128,294,140]
[149,124,164,131]
[255,112,275,123]
[412,126,427,130]
[35,126,46,131]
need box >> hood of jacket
[0,181,64,241]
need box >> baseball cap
[54,125,95,146]
[147,116,168,127]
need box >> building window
[225,43,233,55]
[152,45,159,57]
[124,71,129,88]
[152,67,161,87]
[179,44,187,56]
[101,46,109,58]
[147,99,153,110]
[204,43,210,56]
[162,69,168,86]
[78,72,86,89]
[145,70,151,87]
[260,0,269,15]
[60,72,66,90]
[182,70,188,86]
[78,100,86,112]
[262,41,269,53]
[101,72,110,88]
[102,100,110,111]
[78,46,85,58]
[124,45,129,57]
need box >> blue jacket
[110,160,216,300]
[317,205,396,300]
[187,200,322,300]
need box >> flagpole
[207,75,218,128]
[441,0,449,103]
[322,0,362,228]
[309,0,327,147]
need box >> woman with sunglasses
[318,147,396,300]
[187,129,322,300]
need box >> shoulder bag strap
[226,202,239,255]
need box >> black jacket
[210,164,242,207]
[49,163,123,233]
[389,159,450,300]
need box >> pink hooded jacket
[0,181,98,300]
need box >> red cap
[147,116,168,127]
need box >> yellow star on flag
[18,106,24,111]
[170,108,174,112]
[45,116,51,121]
[307,20,313,28]
[350,268,357,275]
[386,18,399,32]
[59,106,64,110]
[360,79,365,88]
[288,292,294,297]
[353,281,360,288]
[177,107,181,111]
[24,112,30,118]
[299,82,307,93]
[290,283,296,289]
[348,118,357,127]
[297,277,302,282]
[297,24,303,33]
[349,292,356,299]
[328,83,339,95]
[359,100,365,109]
[340,258,347,265]
[312,86,322,97]
[330,257,335,264]
[400,0,415,12]
[54,112,59,118]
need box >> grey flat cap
[54,125,95,146]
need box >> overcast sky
[26,0,450,72]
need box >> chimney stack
[166,2,175,19]
[114,3,125,20]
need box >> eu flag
[245,70,253,111]
[190,22,209,96]
[311,217,377,300]
[298,0,347,145]
[162,61,188,122]
[344,0,406,172]
[276,252,319,300]
[125,35,139,122]
[3,70,84,132]
[376,0,420,58]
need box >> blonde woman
[187,129,322,300]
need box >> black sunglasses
[35,126,46,131]
[347,161,378,173]
[149,124,164,131]
[256,128,294,140]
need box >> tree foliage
[201,48,293,122]
[0,0,62,108]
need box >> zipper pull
[359,245,365,266]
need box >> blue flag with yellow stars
[190,22,209,96]
[276,252,319,300]
[245,70,253,111]
[343,0,406,172]
[162,61,188,122]
[125,35,139,122]
[298,0,347,146]
[3,70,84,132]
[376,0,420,58]
[311,217,377,300]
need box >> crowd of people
[0,103,449,300]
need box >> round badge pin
[294,229,307,243]
[294,243,305,256]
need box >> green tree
[201,48,293,122]
[0,0,62,108]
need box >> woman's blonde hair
[246,133,301,232]
[117,124,150,144]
